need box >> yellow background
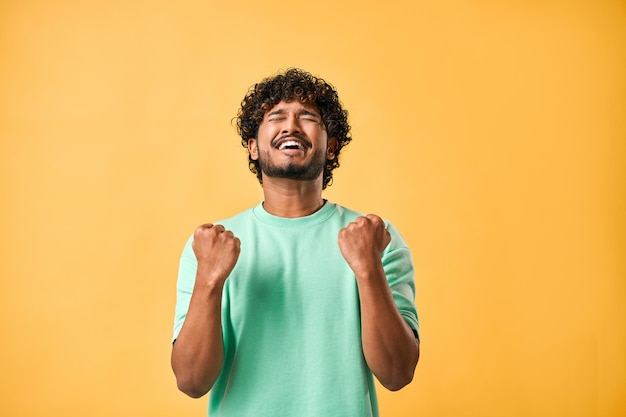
[1,1,624,416]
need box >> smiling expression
[248,100,337,183]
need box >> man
[171,68,419,417]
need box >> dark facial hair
[258,146,326,182]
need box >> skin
[171,100,419,398]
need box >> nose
[281,113,302,135]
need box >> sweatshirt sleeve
[382,222,420,342]
[172,235,197,343]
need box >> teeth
[278,140,304,150]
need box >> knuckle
[195,223,212,234]
[367,213,382,223]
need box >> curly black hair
[236,68,352,189]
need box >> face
[248,100,337,183]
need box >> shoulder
[330,202,365,221]
[332,202,410,251]
[181,206,257,249]
[216,206,256,229]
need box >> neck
[261,177,325,218]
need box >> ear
[248,138,259,160]
[326,137,338,160]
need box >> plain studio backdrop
[1,1,624,416]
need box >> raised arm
[171,224,240,398]
[338,215,419,391]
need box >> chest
[222,224,360,330]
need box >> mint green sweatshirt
[173,202,419,417]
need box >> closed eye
[265,108,322,123]
[299,110,321,122]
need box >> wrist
[195,263,229,288]
[352,261,386,283]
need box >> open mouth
[277,140,306,151]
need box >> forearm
[171,278,225,398]
[356,265,419,391]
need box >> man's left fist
[338,214,391,275]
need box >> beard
[258,146,326,182]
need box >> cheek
[256,126,278,146]
[305,123,325,139]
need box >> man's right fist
[192,224,241,283]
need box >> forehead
[264,100,321,116]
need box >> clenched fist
[338,214,391,276]
[192,223,240,284]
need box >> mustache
[271,133,312,148]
